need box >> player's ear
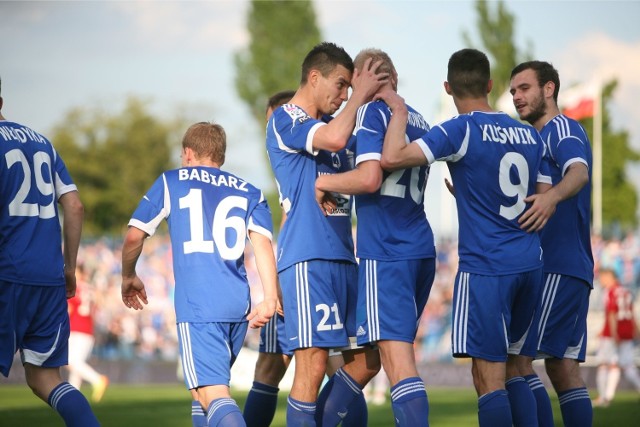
[544,81,555,100]
[444,81,453,95]
[309,69,320,88]
[487,79,493,94]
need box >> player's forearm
[381,105,413,171]
[250,232,279,302]
[314,106,360,152]
[316,166,380,195]
[121,227,145,278]
[547,162,589,203]
[59,191,84,271]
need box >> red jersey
[68,281,94,335]
[601,285,635,340]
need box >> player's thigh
[537,274,591,361]
[595,337,617,365]
[68,332,95,363]
[357,258,435,345]
[18,285,70,370]
[280,261,351,350]
[177,321,248,389]
[618,340,636,367]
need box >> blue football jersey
[266,104,356,272]
[415,112,547,275]
[129,167,273,323]
[0,121,77,286]
[353,100,435,260]
[539,114,594,285]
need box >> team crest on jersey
[283,104,311,124]
[331,153,341,169]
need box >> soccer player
[509,60,594,427]
[0,78,100,426]
[121,122,278,427]
[380,49,549,427]
[265,41,388,426]
[315,48,435,426]
[66,264,109,402]
[593,267,640,406]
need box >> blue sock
[243,382,279,427]
[315,367,363,426]
[390,377,429,427]
[524,374,554,427]
[506,376,538,427]
[287,396,316,426]
[342,391,368,427]
[558,387,592,427]
[478,390,512,427]
[206,398,245,427]
[48,382,100,427]
[192,400,207,427]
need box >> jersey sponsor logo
[283,104,311,124]
[178,168,249,192]
[481,124,538,145]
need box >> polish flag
[560,82,599,121]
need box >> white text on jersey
[481,124,537,145]
[178,168,248,192]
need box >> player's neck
[454,97,493,115]
[290,89,321,119]
[533,104,561,131]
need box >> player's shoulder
[0,120,51,146]
[277,103,315,125]
[543,114,588,140]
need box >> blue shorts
[357,258,435,345]
[280,260,357,351]
[0,282,69,377]
[451,268,543,362]
[531,273,590,361]
[259,313,293,357]
[177,321,248,390]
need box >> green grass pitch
[0,384,638,426]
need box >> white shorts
[596,337,637,367]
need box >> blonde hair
[182,122,226,165]
[354,48,396,76]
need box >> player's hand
[121,274,149,310]
[315,188,337,216]
[351,57,389,102]
[64,266,77,299]
[519,192,557,233]
[375,88,405,113]
[444,178,455,197]
[247,297,277,329]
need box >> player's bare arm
[379,90,428,171]
[59,190,84,298]
[313,58,389,152]
[121,226,149,310]
[519,162,589,232]
[247,230,278,329]
[316,160,383,196]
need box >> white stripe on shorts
[295,262,313,348]
[452,272,470,355]
[365,259,380,342]
[537,273,560,349]
[178,322,198,389]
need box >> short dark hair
[300,42,354,85]
[447,48,490,99]
[511,61,560,103]
[266,90,296,114]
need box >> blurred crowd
[81,230,640,363]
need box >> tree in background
[466,0,639,231]
[585,81,640,232]
[462,0,532,106]
[234,0,321,126]
[234,0,322,230]
[53,97,186,236]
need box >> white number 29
[179,189,247,260]
[5,149,56,219]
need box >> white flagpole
[593,86,603,235]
